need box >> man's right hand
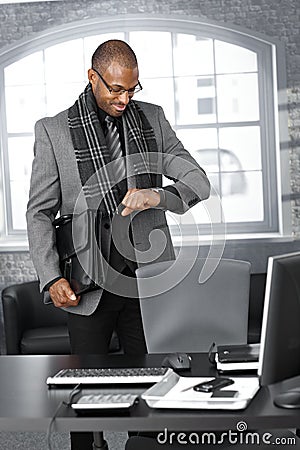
[49,278,80,308]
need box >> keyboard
[71,393,139,412]
[46,367,172,386]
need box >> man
[26,39,210,449]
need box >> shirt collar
[97,107,123,128]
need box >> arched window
[0,16,289,247]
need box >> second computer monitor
[258,251,300,387]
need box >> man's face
[88,61,139,117]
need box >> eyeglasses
[92,67,143,96]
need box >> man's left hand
[121,188,160,216]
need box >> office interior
[1,0,299,347]
[0,0,299,447]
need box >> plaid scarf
[68,83,158,214]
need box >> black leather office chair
[1,280,120,355]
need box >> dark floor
[0,431,128,450]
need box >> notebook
[215,343,260,372]
[142,371,260,410]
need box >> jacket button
[104,223,110,229]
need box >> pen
[180,382,212,393]
[180,384,200,393]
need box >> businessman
[26,39,210,449]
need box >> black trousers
[67,271,147,450]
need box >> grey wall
[0,0,300,290]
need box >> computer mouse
[161,352,192,371]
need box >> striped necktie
[105,116,126,183]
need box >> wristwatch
[151,187,166,209]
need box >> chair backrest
[1,280,120,355]
[1,280,69,354]
[136,258,251,353]
[2,280,68,329]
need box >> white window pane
[176,128,218,153]
[8,137,34,230]
[46,82,86,116]
[129,31,173,78]
[222,171,264,222]
[172,172,223,226]
[220,149,243,172]
[215,40,257,74]
[137,78,175,124]
[44,39,85,84]
[84,33,124,72]
[8,136,34,181]
[220,169,247,196]
[173,35,214,76]
[6,85,46,133]
[202,152,220,176]
[217,73,260,122]
[176,76,216,125]
[8,137,33,231]
[196,149,220,174]
[180,192,223,225]
[206,173,221,196]
[195,148,246,177]
[10,180,29,230]
[4,51,44,86]
[219,126,262,170]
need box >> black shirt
[97,108,126,156]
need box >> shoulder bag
[52,210,103,295]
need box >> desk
[0,353,299,433]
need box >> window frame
[0,14,291,249]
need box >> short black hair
[92,39,138,73]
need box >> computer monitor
[258,251,300,408]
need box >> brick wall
[0,253,37,291]
[0,0,299,287]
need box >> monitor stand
[274,389,300,409]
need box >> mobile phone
[193,377,234,393]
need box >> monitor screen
[258,251,300,387]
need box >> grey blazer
[26,100,210,315]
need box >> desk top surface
[0,353,299,432]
